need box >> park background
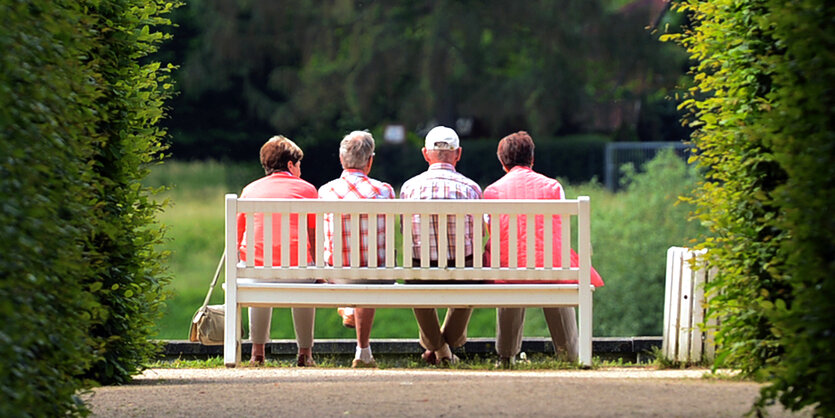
[4,0,833,415]
[149,0,703,342]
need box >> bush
[0,0,177,414]
[79,0,178,385]
[586,150,704,336]
[665,0,835,414]
[1,1,100,415]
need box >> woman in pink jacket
[483,131,603,367]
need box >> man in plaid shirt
[318,131,395,368]
[400,126,483,365]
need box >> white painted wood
[544,215,553,268]
[368,213,378,268]
[385,215,395,268]
[224,196,596,366]
[526,214,535,269]
[509,214,518,269]
[297,213,307,267]
[350,214,360,268]
[490,213,499,268]
[263,213,272,268]
[420,213,430,267]
[245,213,254,268]
[455,214,464,267]
[438,213,448,267]
[677,252,694,362]
[315,213,324,267]
[224,195,241,367]
[280,212,290,267]
[577,196,593,366]
[473,215,483,268]
[663,247,716,364]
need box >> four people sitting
[235,127,602,368]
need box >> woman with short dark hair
[237,135,318,367]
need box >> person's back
[236,135,318,367]
[483,131,602,367]
[400,126,482,262]
[318,130,394,368]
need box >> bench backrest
[225,194,591,286]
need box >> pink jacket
[483,166,604,287]
[236,172,318,266]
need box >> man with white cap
[400,126,483,365]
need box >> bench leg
[578,295,593,367]
[224,303,241,368]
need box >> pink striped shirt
[318,169,395,266]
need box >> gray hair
[339,131,375,169]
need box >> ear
[421,147,431,163]
[364,154,374,174]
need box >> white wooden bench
[223,194,596,367]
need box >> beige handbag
[189,253,234,345]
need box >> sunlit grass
[147,353,630,370]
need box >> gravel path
[85,367,808,417]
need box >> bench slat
[234,283,584,309]
[236,266,581,281]
[237,199,581,215]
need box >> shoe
[495,356,516,369]
[438,353,460,367]
[421,349,437,365]
[249,354,265,366]
[297,354,316,367]
[337,307,356,329]
[351,358,378,368]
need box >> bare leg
[355,307,375,348]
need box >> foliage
[586,150,704,336]
[80,0,178,385]
[159,0,688,156]
[0,0,177,413]
[0,2,99,415]
[664,0,835,415]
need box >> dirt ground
[85,367,809,417]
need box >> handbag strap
[200,252,226,310]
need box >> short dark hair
[497,131,534,169]
[260,135,304,175]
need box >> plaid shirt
[399,162,482,260]
[318,169,395,266]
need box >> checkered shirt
[399,162,483,260]
[318,169,395,266]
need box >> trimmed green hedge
[665,0,835,414]
[0,0,176,414]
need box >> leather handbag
[189,253,230,345]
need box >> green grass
[147,353,631,370]
[147,161,555,341]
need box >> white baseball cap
[424,126,460,150]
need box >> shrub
[79,0,178,385]
[0,0,177,414]
[587,150,704,336]
[0,1,100,415]
[665,0,835,414]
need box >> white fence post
[663,247,716,363]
